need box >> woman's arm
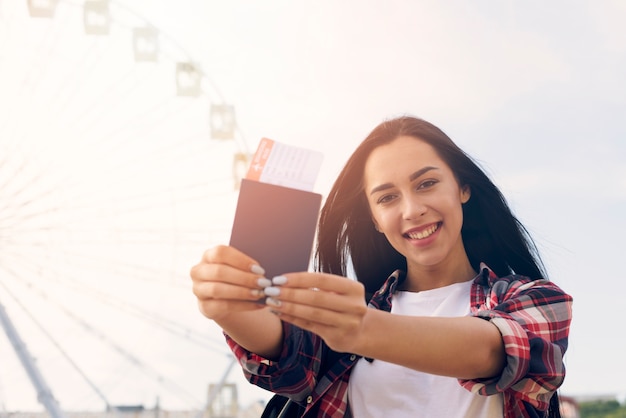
[263,272,505,379]
[461,275,573,411]
[263,271,572,411]
[191,245,327,401]
[215,310,284,360]
[357,311,505,379]
[190,245,284,359]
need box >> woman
[190,116,573,417]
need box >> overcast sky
[1,0,625,412]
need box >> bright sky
[1,0,625,412]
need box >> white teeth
[407,224,438,240]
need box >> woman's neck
[402,256,477,292]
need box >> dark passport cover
[229,179,322,278]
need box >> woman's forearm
[355,310,505,379]
[216,308,285,360]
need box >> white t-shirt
[348,280,503,418]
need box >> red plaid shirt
[226,264,573,417]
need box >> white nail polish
[251,264,265,275]
[272,275,288,285]
[257,278,272,288]
[266,297,282,307]
[264,287,281,297]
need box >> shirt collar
[369,262,497,309]
[475,262,498,286]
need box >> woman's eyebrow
[369,166,438,196]
[369,182,393,195]
[409,166,438,182]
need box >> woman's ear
[372,218,382,233]
[461,185,471,204]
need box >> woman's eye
[417,180,438,190]
[377,194,395,204]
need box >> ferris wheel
[0,0,252,412]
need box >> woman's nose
[402,196,427,219]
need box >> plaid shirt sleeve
[224,320,325,403]
[460,265,573,417]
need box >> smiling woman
[190,116,573,418]
[363,137,472,291]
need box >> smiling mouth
[405,223,440,240]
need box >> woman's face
[363,136,470,272]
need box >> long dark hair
[315,116,546,294]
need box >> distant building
[0,381,267,418]
[560,395,580,418]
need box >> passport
[229,139,323,278]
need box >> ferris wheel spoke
[0,265,206,408]
[1,249,228,354]
[0,276,114,409]
[0,0,250,411]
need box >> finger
[264,287,367,320]
[191,262,272,290]
[264,286,336,309]
[271,273,361,295]
[201,245,265,275]
[267,298,351,329]
[193,280,268,302]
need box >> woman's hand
[190,245,270,321]
[262,273,368,353]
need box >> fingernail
[251,264,265,275]
[266,297,282,307]
[250,289,265,298]
[264,287,281,297]
[257,278,272,288]
[272,275,288,285]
